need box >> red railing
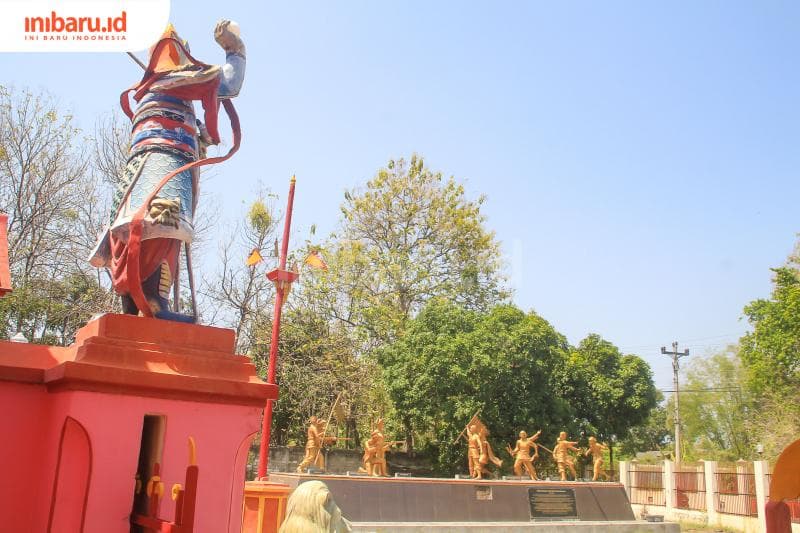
[715,469,757,517]
[630,465,665,506]
[675,466,706,511]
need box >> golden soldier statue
[359,433,379,476]
[478,426,503,477]
[507,429,541,480]
[296,416,337,473]
[467,424,483,479]
[553,431,579,481]
[359,418,402,476]
[463,415,501,479]
[585,436,609,481]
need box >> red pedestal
[0,314,278,533]
[242,481,291,533]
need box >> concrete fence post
[619,460,631,499]
[754,460,770,533]
[664,459,676,511]
[704,460,718,525]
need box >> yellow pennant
[245,248,263,266]
[304,250,329,271]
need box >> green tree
[280,155,509,450]
[378,300,574,475]
[740,259,800,394]
[307,154,507,343]
[617,399,670,460]
[0,87,114,342]
[743,387,800,462]
[204,192,379,456]
[566,335,658,439]
[562,334,658,466]
[673,346,754,461]
[736,244,800,460]
[253,307,375,448]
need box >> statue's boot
[121,261,195,324]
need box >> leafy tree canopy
[673,346,753,461]
[378,300,656,475]
[306,155,507,344]
[0,86,113,343]
[564,334,659,442]
[740,260,800,393]
[617,399,670,460]
[256,306,377,448]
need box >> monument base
[0,314,277,533]
[270,473,638,524]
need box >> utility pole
[661,342,689,464]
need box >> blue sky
[3,1,799,391]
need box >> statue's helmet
[588,436,597,443]
[150,23,191,72]
[519,430,527,438]
[559,431,567,439]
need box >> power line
[617,332,742,352]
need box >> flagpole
[257,175,299,479]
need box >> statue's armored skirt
[90,92,199,292]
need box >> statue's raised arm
[215,20,246,99]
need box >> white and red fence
[620,459,799,533]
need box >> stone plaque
[475,486,493,500]
[528,487,577,520]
